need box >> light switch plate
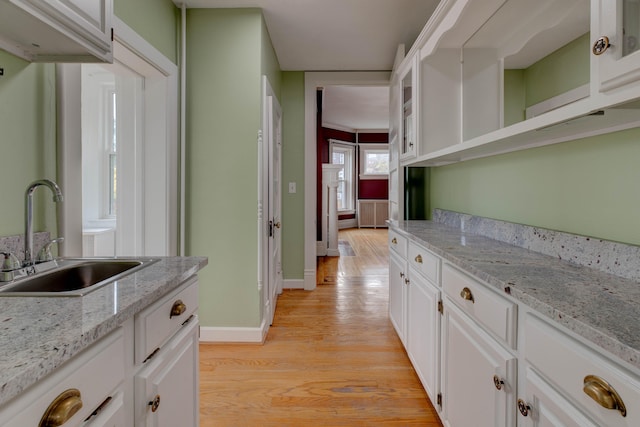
[288,182,296,193]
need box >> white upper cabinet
[593,0,640,94]
[392,0,640,167]
[0,0,113,62]
[399,55,418,160]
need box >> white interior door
[267,93,283,325]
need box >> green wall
[186,9,282,327]
[503,33,590,126]
[524,33,590,107]
[431,127,640,245]
[0,52,57,237]
[114,0,179,64]
[281,72,305,279]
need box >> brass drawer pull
[583,375,627,417]
[415,254,423,264]
[460,287,474,303]
[170,300,187,318]
[39,388,83,427]
[391,237,397,244]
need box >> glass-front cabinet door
[594,0,640,92]
[399,57,417,160]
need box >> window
[359,144,389,179]
[330,141,355,212]
[106,89,117,217]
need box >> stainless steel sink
[0,258,157,296]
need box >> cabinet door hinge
[438,299,443,315]
[436,393,442,408]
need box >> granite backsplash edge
[433,209,640,282]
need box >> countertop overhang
[0,256,208,406]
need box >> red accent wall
[359,179,389,199]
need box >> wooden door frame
[259,76,283,331]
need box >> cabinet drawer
[525,314,640,427]
[1,329,125,427]
[389,229,407,258]
[442,264,516,349]
[135,276,199,364]
[408,241,439,284]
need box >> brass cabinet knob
[517,399,530,417]
[583,375,627,417]
[493,375,504,391]
[460,287,474,303]
[415,254,423,264]
[399,272,404,278]
[593,36,611,55]
[170,300,187,318]
[404,278,410,285]
[148,394,161,412]
[391,237,397,244]
[274,222,281,229]
[39,388,83,427]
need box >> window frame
[359,143,390,180]
[329,139,356,214]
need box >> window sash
[330,141,355,212]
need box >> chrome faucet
[24,179,63,267]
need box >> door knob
[593,36,610,55]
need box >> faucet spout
[24,179,64,267]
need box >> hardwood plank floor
[200,228,443,426]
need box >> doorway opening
[304,73,391,290]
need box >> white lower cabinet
[133,277,200,427]
[135,317,199,427]
[441,301,517,427]
[0,328,126,427]
[0,275,200,427]
[519,313,640,427]
[389,229,640,427]
[406,267,440,402]
[389,251,407,344]
[518,366,598,427]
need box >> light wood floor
[200,228,443,426]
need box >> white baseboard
[304,268,316,290]
[283,278,305,289]
[338,218,357,229]
[199,319,268,343]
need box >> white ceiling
[179,0,439,129]
[180,0,439,71]
[322,86,390,131]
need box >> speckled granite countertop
[0,256,207,406]
[389,219,640,372]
